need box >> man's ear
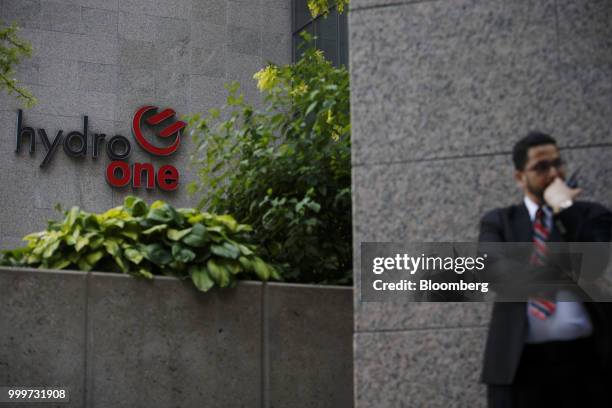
[514,170,525,187]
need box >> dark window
[292,0,348,68]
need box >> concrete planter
[0,267,353,408]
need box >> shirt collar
[523,196,552,222]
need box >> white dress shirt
[523,196,594,343]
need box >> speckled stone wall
[0,268,353,407]
[350,0,612,406]
[0,0,291,249]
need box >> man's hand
[544,177,582,213]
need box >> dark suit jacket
[479,200,612,385]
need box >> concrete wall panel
[0,268,87,407]
[267,283,354,408]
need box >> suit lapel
[511,203,533,243]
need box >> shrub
[0,196,279,292]
[187,42,351,284]
[0,23,36,107]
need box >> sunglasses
[526,158,564,174]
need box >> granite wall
[0,267,353,408]
[349,0,612,406]
[0,0,291,249]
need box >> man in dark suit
[479,131,612,407]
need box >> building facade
[350,0,612,406]
[0,0,291,249]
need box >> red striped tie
[528,207,556,320]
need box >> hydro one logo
[14,106,186,191]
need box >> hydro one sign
[14,106,186,191]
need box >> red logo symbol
[132,106,186,156]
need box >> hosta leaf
[210,242,240,259]
[150,200,165,210]
[148,204,183,226]
[220,259,242,275]
[124,196,148,216]
[75,236,89,252]
[103,240,120,257]
[77,258,93,271]
[102,218,125,230]
[23,231,45,242]
[213,214,238,232]
[144,243,172,265]
[136,268,154,279]
[171,243,196,263]
[113,254,129,273]
[238,256,253,270]
[207,258,231,287]
[167,227,192,241]
[147,206,173,223]
[189,264,215,292]
[237,244,253,256]
[26,253,41,264]
[187,214,205,225]
[142,224,167,235]
[88,234,104,249]
[85,250,104,265]
[120,222,140,241]
[49,258,71,269]
[42,239,61,259]
[66,227,80,246]
[182,223,208,247]
[252,257,270,280]
[235,224,253,233]
[124,247,144,264]
[268,264,282,280]
[65,207,80,229]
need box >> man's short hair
[512,131,557,170]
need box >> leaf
[75,235,90,252]
[144,243,172,266]
[142,224,167,235]
[88,234,104,249]
[252,257,270,280]
[237,244,254,256]
[124,196,148,216]
[113,254,129,273]
[305,101,318,116]
[103,240,120,257]
[137,268,154,279]
[77,258,93,271]
[213,214,238,232]
[120,222,140,241]
[65,207,80,228]
[49,258,71,269]
[207,258,231,287]
[210,242,240,259]
[167,227,192,241]
[220,259,242,275]
[42,238,61,259]
[124,247,144,264]
[147,206,173,223]
[238,256,253,270]
[171,243,196,263]
[182,223,208,247]
[187,214,205,224]
[189,264,215,292]
[85,250,104,266]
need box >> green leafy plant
[307,0,349,18]
[0,197,279,292]
[187,38,351,284]
[0,23,36,107]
